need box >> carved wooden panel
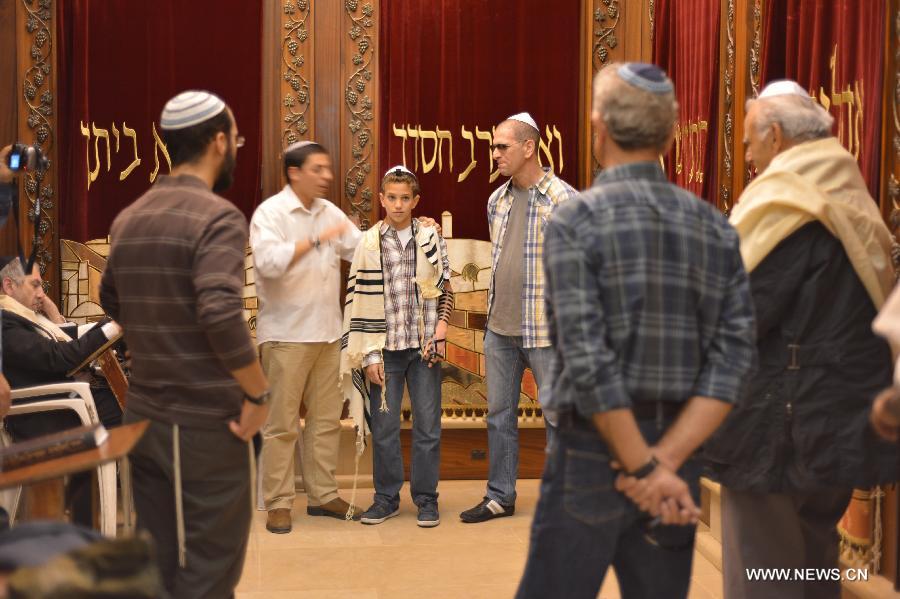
[341,0,378,228]
[16,0,58,297]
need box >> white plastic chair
[0,381,124,536]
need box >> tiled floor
[236,479,723,599]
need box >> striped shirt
[487,168,577,348]
[543,162,756,416]
[99,174,258,428]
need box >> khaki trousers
[260,340,343,509]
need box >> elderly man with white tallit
[704,79,900,599]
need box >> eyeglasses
[235,135,245,149]
[490,140,524,153]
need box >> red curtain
[379,0,582,241]
[57,1,263,242]
[762,0,885,199]
[653,0,721,203]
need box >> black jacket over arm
[705,221,899,492]
[1,311,109,389]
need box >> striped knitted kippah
[160,91,226,130]
[617,63,674,95]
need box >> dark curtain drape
[57,1,263,242]
[762,0,885,199]
[379,0,582,241]
[653,0,721,203]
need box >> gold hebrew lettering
[686,122,696,184]
[119,122,142,181]
[674,123,682,175]
[81,121,98,189]
[436,127,453,173]
[111,122,120,152]
[475,126,494,182]
[150,122,172,183]
[419,127,439,174]
[92,122,111,173]
[489,127,501,183]
[697,121,708,184]
[406,125,420,171]
[853,81,863,160]
[392,123,409,168]
[818,87,831,112]
[457,126,477,183]
[538,126,555,174]
[552,126,563,173]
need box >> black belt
[760,342,843,370]
[632,401,683,421]
[559,401,683,428]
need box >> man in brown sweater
[100,91,269,599]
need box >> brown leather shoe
[266,508,292,534]
[306,497,362,521]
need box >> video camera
[6,143,48,174]
[0,142,49,271]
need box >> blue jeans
[368,348,442,508]
[516,411,701,599]
[484,330,554,506]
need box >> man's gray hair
[0,259,25,285]
[746,94,834,143]
[592,63,678,152]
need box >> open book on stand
[0,424,109,471]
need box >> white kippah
[285,140,317,153]
[384,164,417,179]
[160,91,226,130]
[758,79,808,99]
[507,112,539,132]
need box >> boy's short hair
[381,166,420,196]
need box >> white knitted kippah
[758,79,809,99]
[384,164,416,179]
[507,112,540,132]
[160,91,226,130]
[285,140,317,153]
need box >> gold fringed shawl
[729,137,894,309]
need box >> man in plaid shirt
[516,64,755,598]
[460,112,577,524]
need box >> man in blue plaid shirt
[516,64,756,599]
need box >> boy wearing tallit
[341,166,453,528]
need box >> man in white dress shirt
[250,141,362,533]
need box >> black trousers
[124,410,252,599]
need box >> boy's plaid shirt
[487,168,577,348]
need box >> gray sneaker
[360,502,399,525]
[416,502,440,528]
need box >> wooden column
[15,0,59,298]
[0,0,17,255]
[261,0,317,201]
[580,0,652,189]
[882,0,899,222]
[716,0,758,214]
[340,0,379,228]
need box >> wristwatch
[245,390,271,406]
[309,235,320,250]
[628,455,659,479]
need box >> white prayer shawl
[339,220,447,458]
[0,294,70,341]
